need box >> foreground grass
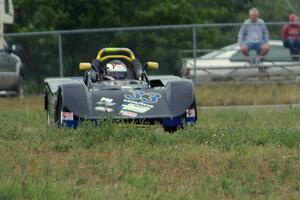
[0,97,300,199]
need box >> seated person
[104,60,128,80]
[238,8,270,63]
[281,14,300,59]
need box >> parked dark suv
[0,40,23,97]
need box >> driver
[104,60,128,80]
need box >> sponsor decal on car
[97,97,116,106]
[62,112,74,121]
[186,109,196,118]
[119,99,153,114]
[117,90,160,117]
[95,106,114,112]
[124,99,153,108]
[124,90,161,104]
[120,110,138,117]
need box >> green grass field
[0,93,300,199]
[195,83,300,106]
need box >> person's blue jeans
[283,38,300,55]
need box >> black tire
[46,100,51,128]
[54,91,63,128]
[45,92,50,127]
[16,76,24,98]
[163,126,178,133]
[47,108,51,128]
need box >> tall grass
[0,96,300,199]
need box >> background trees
[5,0,300,91]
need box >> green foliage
[12,0,225,31]
[13,0,300,33]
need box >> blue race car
[44,48,197,131]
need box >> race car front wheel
[54,91,63,128]
[163,126,178,133]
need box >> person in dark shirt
[281,14,300,59]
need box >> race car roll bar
[96,48,136,63]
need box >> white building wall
[0,0,14,49]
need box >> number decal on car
[141,92,162,104]
[124,90,145,101]
[124,91,161,104]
